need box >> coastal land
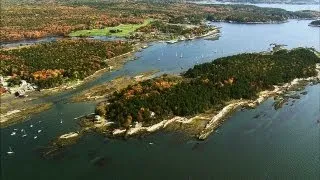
[0,39,146,127]
[0,21,220,127]
[2,1,319,42]
[1,1,319,133]
[49,47,320,150]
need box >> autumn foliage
[0,39,133,88]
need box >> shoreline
[87,63,320,140]
[0,103,53,128]
[71,70,160,103]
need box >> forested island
[93,48,319,132]
[1,1,319,42]
[309,20,320,26]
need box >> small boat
[158,57,160,61]
[60,120,63,124]
[180,53,183,58]
[38,130,42,133]
[34,136,38,139]
[14,128,18,131]
[175,52,178,57]
[38,121,42,123]
[30,124,33,128]
[149,142,154,145]
[21,129,27,137]
[20,129,24,132]
[7,147,14,155]
[10,132,16,136]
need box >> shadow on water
[90,156,112,168]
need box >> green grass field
[69,19,152,37]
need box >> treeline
[0,40,133,88]
[204,4,315,23]
[136,21,211,36]
[167,4,317,24]
[97,48,319,127]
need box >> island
[309,20,320,27]
[67,47,320,140]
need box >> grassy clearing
[69,19,152,37]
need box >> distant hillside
[210,0,319,4]
[3,0,318,3]
[2,0,187,4]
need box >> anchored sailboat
[21,129,27,137]
[7,147,14,154]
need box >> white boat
[14,128,18,131]
[7,147,14,155]
[60,119,63,124]
[180,53,183,58]
[34,136,38,139]
[30,124,33,128]
[21,129,27,137]
[10,132,16,136]
[149,142,154,145]
[38,130,42,133]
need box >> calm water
[192,1,320,11]
[1,20,319,179]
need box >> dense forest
[0,40,133,88]
[1,1,319,42]
[96,48,320,127]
